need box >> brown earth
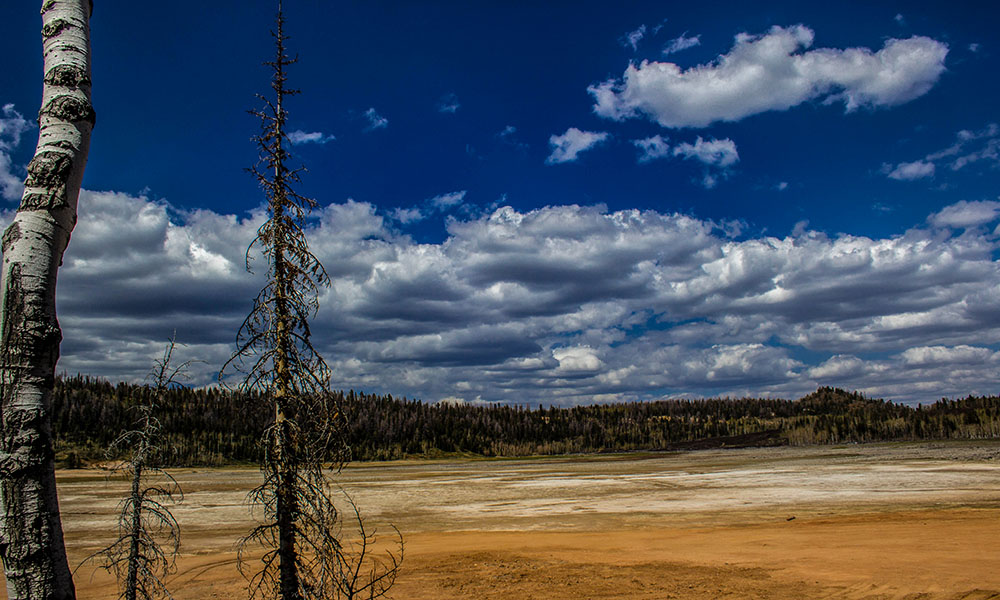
[9,442,1000,599]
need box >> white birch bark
[0,1,94,598]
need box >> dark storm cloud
[7,191,1000,405]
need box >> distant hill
[51,376,1000,467]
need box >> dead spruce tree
[84,339,186,600]
[0,1,95,598]
[221,5,371,600]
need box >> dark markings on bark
[49,44,87,57]
[41,19,71,38]
[40,0,56,15]
[0,469,57,590]
[44,65,90,88]
[19,193,68,212]
[39,94,96,126]
[0,401,59,597]
[20,150,73,212]
[0,408,51,478]
[0,269,61,378]
[1,222,22,255]
[0,342,14,568]
[0,263,49,479]
[25,151,72,188]
[42,323,62,381]
[0,263,23,418]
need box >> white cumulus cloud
[553,346,604,372]
[673,137,739,167]
[807,355,868,380]
[0,104,33,151]
[621,25,646,51]
[590,25,948,128]
[928,200,1000,229]
[429,190,467,210]
[545,127,609,164]
[632,135,737,186]
[899,345,995,366]
[663,32,701,55]
[390,206,424,224]
[632,135,671,163]
[0,104,34,201]
[885,159,935,180]
[288,130,336,145]
[437,93,460,114]
[363,107,388,131]
[389,191,467,225]
[0,152,23,202]
[884,123,999,182]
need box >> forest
[52,375,1000,467]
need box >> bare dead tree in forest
[0,1,94,598]
[82,338,187,600]
[220,4,397,599]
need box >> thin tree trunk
[275,205,300,600]
[270,26,301,598]
[0,1,94,598]
[124,457,142,600]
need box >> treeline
[51,376,1000,466]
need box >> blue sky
[2,1,1000,405]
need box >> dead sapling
[322,490,403,600]
[81,338,190,600]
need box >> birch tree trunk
[0,1,94,598]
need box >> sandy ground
[9,441,1000,598]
